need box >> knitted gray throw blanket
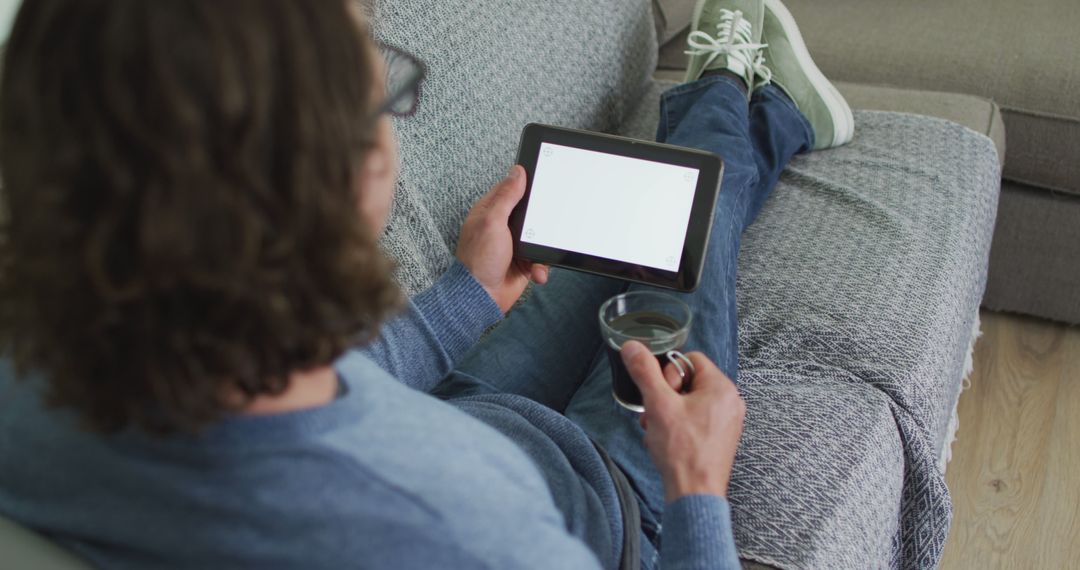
[726,110,998,568]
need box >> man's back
[0,353,602,569]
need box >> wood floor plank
[940,311,1079,569]
[1032,327,1080,567]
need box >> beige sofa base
[983,181,1080,324]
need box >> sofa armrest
[835,82,1005,167]
[0,515,91,570]
[652,68,1005,166]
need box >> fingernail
[621,341,643,359]
[507,165,520,179]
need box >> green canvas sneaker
[683,0,767,92]
[758,0,854,149]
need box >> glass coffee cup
[599,291,695,412]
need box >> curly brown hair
[0,0,401,433]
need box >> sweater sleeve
[358,261,503,392]
[660,495,742,570]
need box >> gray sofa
[0,0,1003,568]
[657,0,1079,324]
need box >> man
[0,0,850,568]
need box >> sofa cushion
[834,83,1005,169]
[656,0,1080,196]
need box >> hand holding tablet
[509,124,724,291]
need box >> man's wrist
[413,261,503,358]
[455,256,501,311]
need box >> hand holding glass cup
[599,291,695,412]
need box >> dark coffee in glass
[599,292,693,412]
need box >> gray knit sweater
[0,262,738,569]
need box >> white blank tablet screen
[521,142,700,272]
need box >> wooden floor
[940,310,1080,569]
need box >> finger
[661,361,683,392]
[486,166,527,219]
[506,261,531,290]
[621,341,675,412]
[470,166,517,211]
[513,258,532,278]
[530,263,550,284]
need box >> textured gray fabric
[369,0,657,295]
[370,1,1001,567]
[983,180,1080,324]
[622,81,1000,567]
[733,113,998,569]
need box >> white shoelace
[753,51,773,88]
[684,9,769,83]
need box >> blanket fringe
[938,311,982,473]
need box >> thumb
[486,165,526,218]
[621,341,675,412]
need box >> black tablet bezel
[509,123,724,292]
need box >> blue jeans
[441,76,812,566]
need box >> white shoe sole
[684,0,711,82]
[764,0,854,147]
[691,0,708,30]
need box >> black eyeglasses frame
[374,42,426,118]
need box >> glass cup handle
[665,350,695,394]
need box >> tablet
[509,123,724,291]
